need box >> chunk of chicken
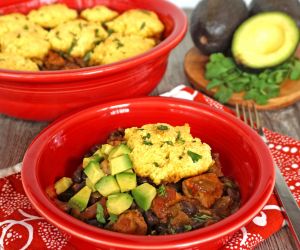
[182,173,223,208]
[151,186,182,222]
[111,210,147,235]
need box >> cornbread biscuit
[28,3,77,28]
[0,13,27,22]
[0,17,48,38]
[48,20,107,58]
[80,5,118,23]
[0,53,39,71]
[106,9,164,38]
[90,33,155,65]
[0,31,50,60]
[125,123,214,185]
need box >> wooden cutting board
[184,47,300,110]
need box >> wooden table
[0,9,299,250]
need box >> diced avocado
[124,169,134,173]
[93,148,105,158]
[116,172,137,192]
[232,12,300,69]
[132,183,157,211]
[86,177,96,192]
[83,154,102,168]
[68,186,91,212]
[109,154,132,175]
[84,161,105,184]
[106,193,133,215]
[101,144,114,155]
[95,175,120,197]
[108,144,131,159]
[54,177,73,195]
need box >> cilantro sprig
[205,53,300,105]
[187,150,202,163]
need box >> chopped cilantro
[153,162,159,167]
[184,225,192,231]
[187,150,202,163]
[23,24,29,30]
[107,29,114,37]
[164,141,174,146]
[67,39,77,54]
[108,214,118,223]
[157,185,166,196]
[157,125,169,130]
[143,141,153,146]
[113,38,124,49]
[96,203,106,224]
[176,131,185,143]
[193,214,212,222]
[83,51,92,63]
[142,133,151,140]
[140,21,146,30]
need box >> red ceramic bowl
[22,97,275,250]
[0,0,187,121]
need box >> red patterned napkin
[0,85,299,250]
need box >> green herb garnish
[67,38,77,54]
[23,24,29,30]
[187,150,202,163]
[193,214,212,222]
[183,225,193,231]
[140,21,146,30]
[107,29,114,37]
[157,125,169,130]
[153,162,159,167]
[108,214,118,223]
[164,141,174,146]
[143,141,153,145]
[205,53,300,105]
[83,51,92,63]
[96,203,106,224]
[113,38,124,49]
[157,185,166,196]
[176,131,185,144]
[142,133,151,140]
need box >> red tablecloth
[0,85,299,249]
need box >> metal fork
[236,103,300,249]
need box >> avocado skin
[190,0,249,55]
[251,0,300,28]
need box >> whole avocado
[251,0,300,28]
[190,0,249,55]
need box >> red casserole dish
[0,0,187,121]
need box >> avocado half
[232,12,300,69]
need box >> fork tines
[235,102,261,131]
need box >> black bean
[57,188,75,202]
[180,200,197,216]
[72,181,86,193]
[137,176,153,185]
[144,211,159,228]
[81,171,88,181]
[156,224,169,235]
[72,167,83,183]
[130,201,137,209]
[88,192,101,206]
[86,219,103,228]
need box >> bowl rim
[0,0,187,83]
[22,97,275,249]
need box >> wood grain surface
[184,47,300,110]
[0,9,299,250]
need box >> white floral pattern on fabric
[37,221,70,250]
[0,175,32,217]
